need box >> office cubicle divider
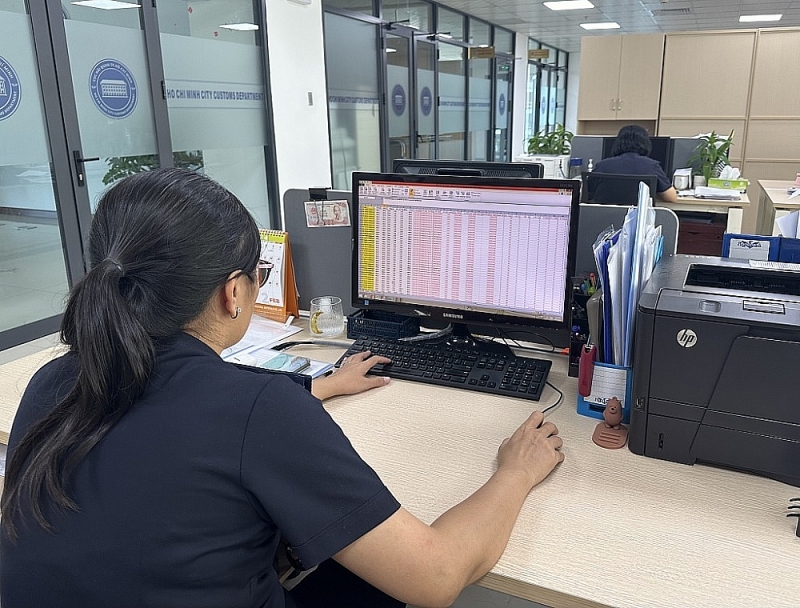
[282,188,355,314]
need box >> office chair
[581,172,658,205]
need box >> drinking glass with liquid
[309,296,345,338]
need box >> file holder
[576,360,633,425]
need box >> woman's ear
[221,271,242,319]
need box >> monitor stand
[412,323,515,358]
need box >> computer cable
[272,339,353,351]
[541,381,564,415]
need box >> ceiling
[433,0,800,52]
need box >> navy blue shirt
[0,333,400,608]
[593,152,672,193]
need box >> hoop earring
[231,307,241,320]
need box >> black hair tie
[104,258,124,275]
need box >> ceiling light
[385,48,397,53]
[544,1,594,11]
[71,0,140,8]
[219,23,259,31]
[739,14,782,23]
[580,22,620,30]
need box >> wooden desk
[759,180,800,236]
[289,340,800,608]
[2,338,798,608]
[670,193,749,233]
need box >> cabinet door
[617,34,664,120]
[750,30,800,118]
[577,36,621,121]
[660,32,755,119]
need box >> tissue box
[708,178,749,192]
[722,233,779,261]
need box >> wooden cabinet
[577,34,664,123]
[660,32,756,120]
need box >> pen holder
[576,361,633,425]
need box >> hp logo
[676,329,697,348]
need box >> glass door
[59,1,161,210]
[415,38,436,160]
[0,0,71,343]
[385,32,413,165]
[493,56,513,161]
[437,42,466,160]
[156,0,274,228]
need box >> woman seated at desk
[0,168,564,608]
[593,125,678,204]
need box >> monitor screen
[602,136,673,174]
[351,172,581,334]
[392,158,543,179]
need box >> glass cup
[309,296,345,338]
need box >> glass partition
[325,12,381,189]
[468,56,491,160]
[157,0,273,228]
[438,42,465,159]
[0,0,70,335]
[416,39,436,159]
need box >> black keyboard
[336,336,552,401]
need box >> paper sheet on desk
[221,315,302,360]
[775,210,800,239]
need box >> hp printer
[630,255,800,487]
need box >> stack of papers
[592,182,664,367]
[693,186,741,201]
[225,345,333,378]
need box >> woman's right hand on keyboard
[497,410,564,490]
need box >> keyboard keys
[336,337,551,401]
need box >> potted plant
[527,124,573,155]
[689,130,734,184]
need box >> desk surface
[674,191,750,209]
[290,339,799,608]
[759,180,800,208]
[1,336,798,608]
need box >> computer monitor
[602,136,673,175]
[392,158,544,179]
[351,172,581,344]
[581,172,658,205]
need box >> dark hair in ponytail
[1,168,261,540]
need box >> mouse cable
[541,381,564,415]
[273,340,352,351]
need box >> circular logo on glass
[89,59,137,119]
[420,86,432,117]
[391,84,406,116]
[498,93,506,115]
[0,56,21,121]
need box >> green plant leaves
[527,124,574,155]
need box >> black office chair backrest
[581,172,658,205]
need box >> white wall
[265,0,331,211]
[511,35,529,159]
[565,51,580,135]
